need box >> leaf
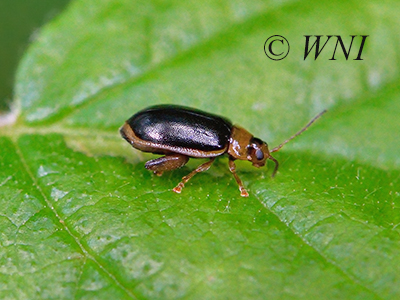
[2,0,400,299]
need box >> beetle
[120,104,326,197]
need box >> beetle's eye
[255,149,264,160]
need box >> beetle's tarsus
[173,183,184,193]
[240,189,249,197]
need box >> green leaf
[2,0,400,299]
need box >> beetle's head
[247,137,269,167]
[248,137,279,176]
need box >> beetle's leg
[173,158,216,194]
[145,154,189,176]
[228,158,249,197]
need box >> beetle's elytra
[120,104,326,197]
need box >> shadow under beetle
[120,104,326,197]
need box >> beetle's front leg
[145,154,189,176]
[228,158,249,197]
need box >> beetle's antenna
[270,110,327,153]
[269,155,279,177]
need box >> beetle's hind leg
[173,158,216,194]
[145,154,189,176]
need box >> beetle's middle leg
[145,154,189,176]
[173,158,216,194]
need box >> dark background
[0,0,71,112]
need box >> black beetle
[120,104,326,197]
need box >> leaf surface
[2,0,400,298]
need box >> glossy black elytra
[120,105,326,197]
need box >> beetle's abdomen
[127,105,232,152]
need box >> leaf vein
[12,139,138,299]
[252,192,384,300]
